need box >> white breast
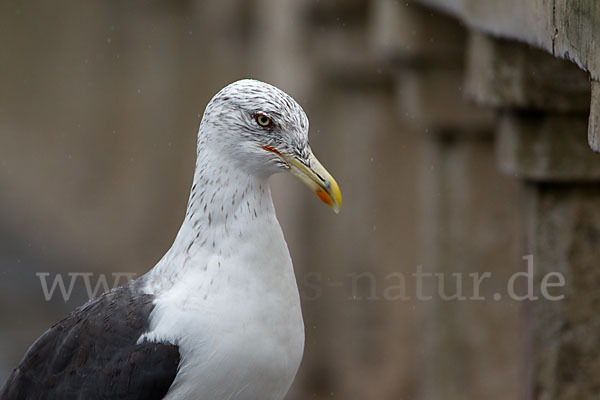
[140,211,305,400]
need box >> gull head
[198,79,342,213]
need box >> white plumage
[137,79,340,399]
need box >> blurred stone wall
[1,1,598,399]
[391,1,600,399]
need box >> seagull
[0,79,342,400]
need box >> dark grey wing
[0,283,180,400]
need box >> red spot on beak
[315,187,333,207]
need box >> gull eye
[254,114,272,128]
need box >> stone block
[497,112,600,182]
[550,0,600,81]
[419,133,523,400]
[528,184,600,400]
[414,0,600,81]
[395,66,494,131]
[311,27,391,89]
[589,81,600,153]
[370,0,465,65]
[465,33,591,112]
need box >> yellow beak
[264,146,342,213]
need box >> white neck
[143,140,280,291]
[138,126,304,400]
